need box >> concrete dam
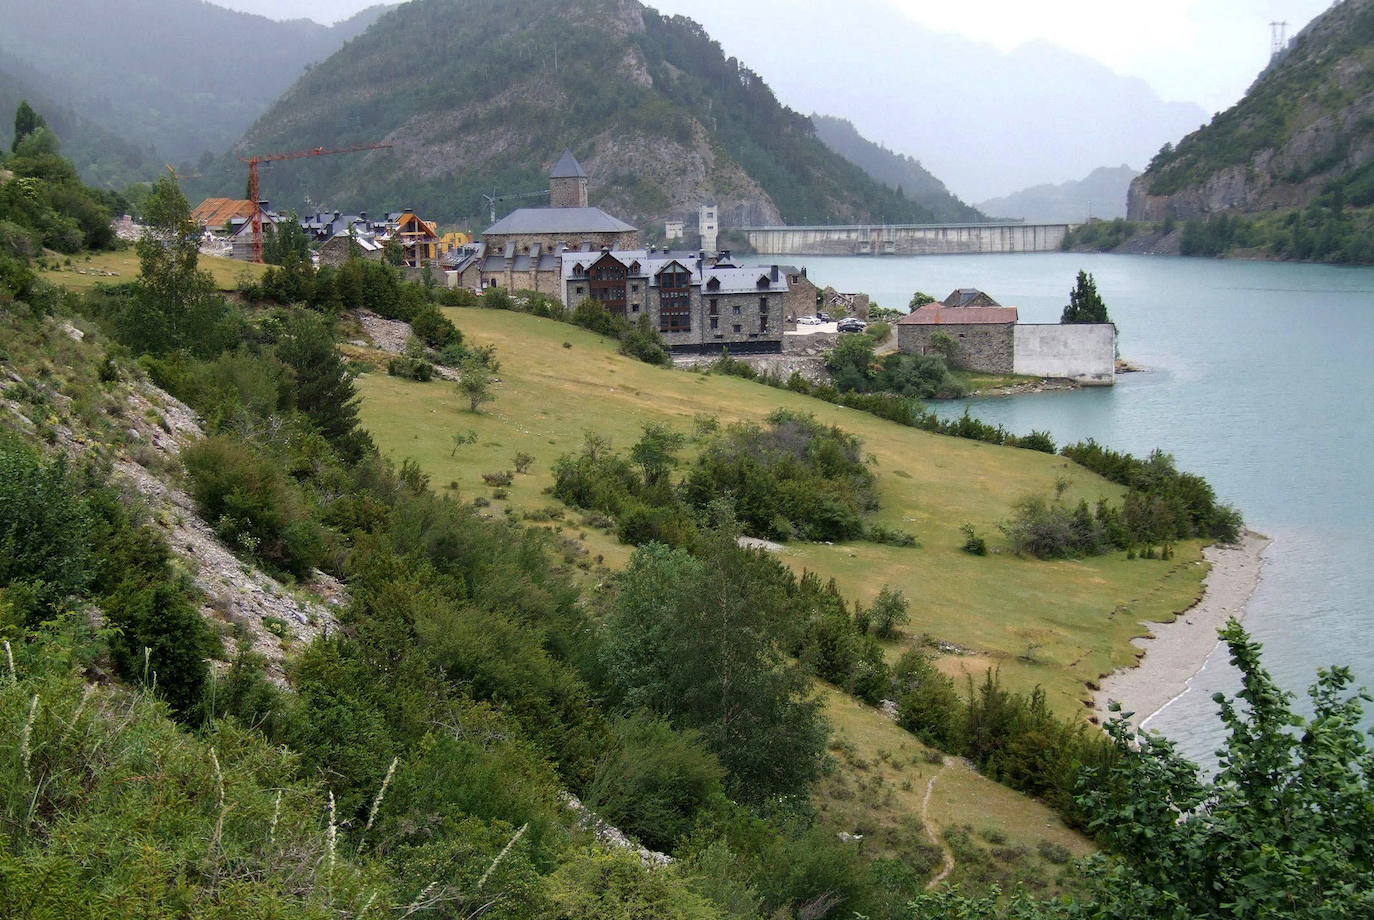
[742,222,1074,256]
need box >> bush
[386,356,434,381]
[960,523,989,555]
[181,436,324,577]
[410,304,460,348]
[585,713,726,853]
[866,585,910,639]
[0,439,94,625]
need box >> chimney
[770,264,780,282]
[404,207,414,214]
[360,211,368,221]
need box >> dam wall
[743,222,1073,256]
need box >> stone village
[191,150,1114,380]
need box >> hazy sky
[216,0,1333,112]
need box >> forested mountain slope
[202,0,947,227]
[810,115,985,223]
[1130,0,1374,220]
[0,0,387,164]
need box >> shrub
[0,439,94,624]
[181,436,324,577]
[410,304,460,348]
[584,713,726,853]
[482,470,514,487]
[960,523,989,555]
[386,356,434,381]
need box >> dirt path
[921,757,956,889]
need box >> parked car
[797,315,824,325]
[837,318,867,333]
[816,311,833,322]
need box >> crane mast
[239,143,393,263]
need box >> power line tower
[1270,21,1289,59]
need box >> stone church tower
[549,150,589,209]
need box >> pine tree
[11,100,46,153]
[276,313,373,461]
[1061,270,1109,323]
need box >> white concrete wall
[1013,324,1116,384]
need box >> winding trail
[921,757,956,889]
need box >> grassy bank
[37,249,266,293]
[356,306,1208,716]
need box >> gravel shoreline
[1094,531,1271,730]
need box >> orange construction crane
[239,142,393,263]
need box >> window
[708,298,719,315]
[710,315,718,330]
[732,304,741,315]
[661,307,691,333]
[759,297,768,313]
[575,286,584,295]
[631,284,639,293]
[632,303,640,313]
[732,324,741,334]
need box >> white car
[797,315,824,325]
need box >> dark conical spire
[550,149,587,179]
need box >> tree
[262,212,311,266]
[11,101,46,153]
[909,291,935,310]
[629,422,686,488]
[119,171,233,356]
[1076,619,1374,919]
[600,520,827,802]
[457,354,495,413]
[865,584,909,639]
[275,312,373,461]
[1061,270,1110,323]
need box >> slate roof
[550,149,587,179]
[560,249,703,282]
[898,304,1018,325]
[702,266,787,295]
[484,207,637,236]
[944,288,1001,308]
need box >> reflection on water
[786,252,1374,765]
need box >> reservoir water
[786,253,1374,764]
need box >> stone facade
[563,251,786,354]
[781,267,820,321]
[1012,324,1116,384]
[898,322,1015,374]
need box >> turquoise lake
[786,253,1374,764]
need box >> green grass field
[42,249,266,293]
[356,306,1207,717]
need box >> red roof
[897,303,1018,325]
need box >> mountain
[199,0,952,229]
[979,166,1139,223]
[0,51,160,191]
[810,115,984,223]
[639,0,1207,201]
[1130,0,1374,220]
[0,0,389,164]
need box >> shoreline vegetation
[1094,530,1270,729]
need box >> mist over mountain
[0,0,388,163]
[978,165,1140,223]
[0,51,159,191]
[641,0,1207,202]
[810,114,984,223]
[200,0,951,228]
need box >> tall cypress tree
[11,100,46,153]
[1061,270,1109,323]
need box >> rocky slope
[202,0,946,229]
[1130,0,1374,220]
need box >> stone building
[896,290,1019,373]
[562,249,788,354]
[897,288,1116,384]
[447,241,566,297]
[482,151,639,256]
[778,265,820,321]
[699,204,719,253]
[318,233,382,267]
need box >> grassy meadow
[40,249,267,293]
[356,306,1208,716]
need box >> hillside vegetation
[0,0,386,165]
[1131,0,1374,220]
[3,135,1372,918]
[203,0,954,228]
